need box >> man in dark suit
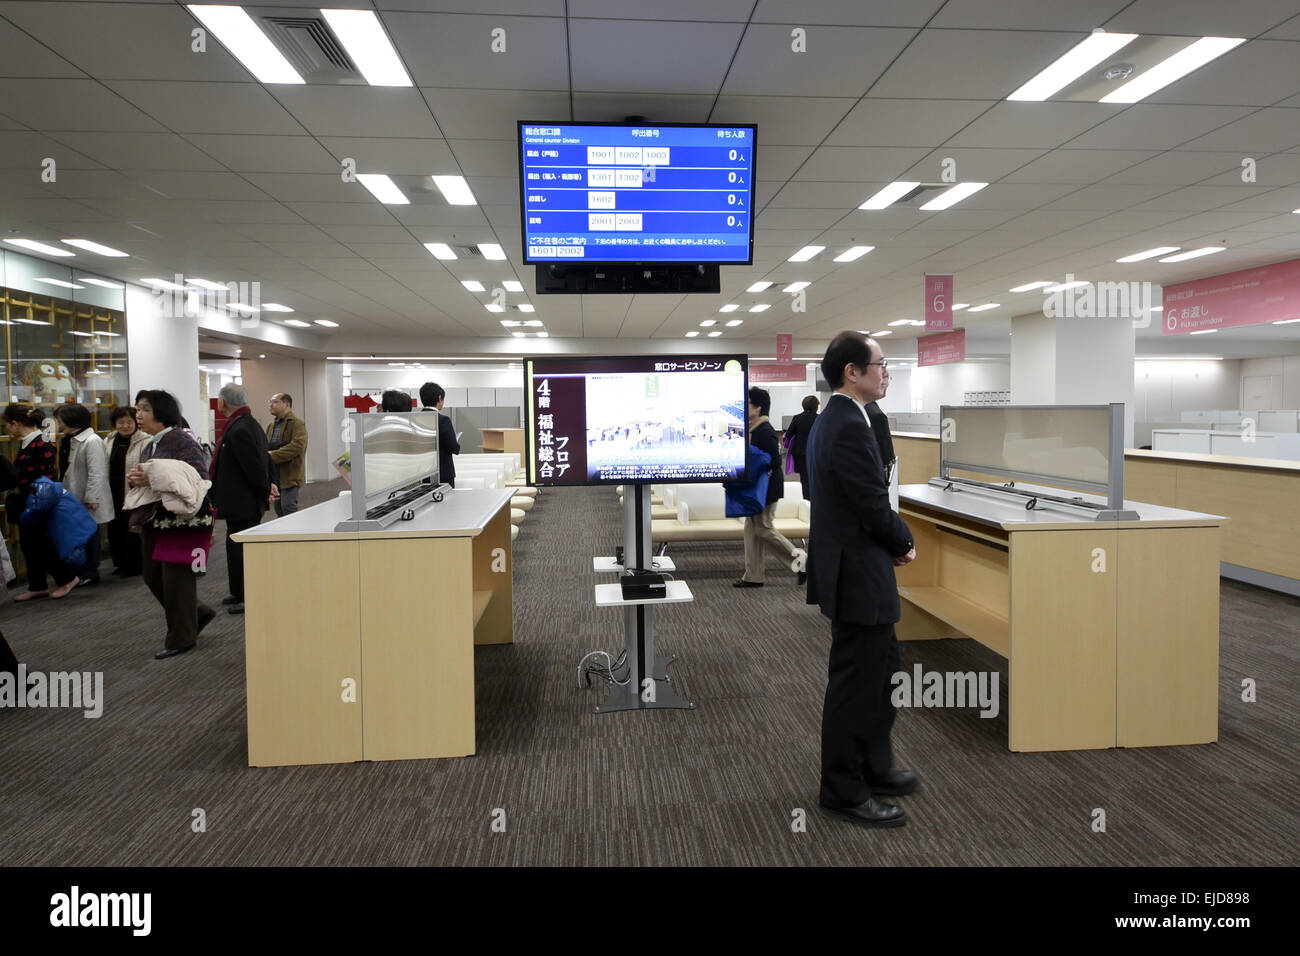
[806,331,917,827]
[419,382,461,488]
[210,384,271,615]
[785,395,820,502]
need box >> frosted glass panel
[942,405,1114,491]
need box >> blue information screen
[518,122,756,265]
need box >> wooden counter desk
[233,488,515,767]
[895,482,1224,752]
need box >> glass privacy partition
[938,403,1136,520]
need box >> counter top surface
[1125,447,1300,472]
[900,481,1224,530]
[233,488,514,542]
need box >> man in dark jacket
[735,386,806,588]
[419,382,460,488]
[785,395,820,502]
[211,384,270,614]
[806,332,917,828]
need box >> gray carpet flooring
[2,480,1297,866]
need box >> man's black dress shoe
[227,603,245,615]
[818,797,906,828]
[732,580,763,588]
[221,595,241,606]
[868,769,919,796]
[154,646,194,660]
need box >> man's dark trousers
[820,619,901,808]
[224,518,260,601]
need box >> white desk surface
[594,580,694,607]
[593,556,676,573]
[900,481,1224,531]
[232,488,515,543]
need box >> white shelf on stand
[593,580,693,607]
[592,555,676,573]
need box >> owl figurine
[37,362,74,402]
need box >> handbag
[150,492,214,534]
[723,444,772,518]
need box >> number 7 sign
[925,274,953,331]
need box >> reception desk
[895,482,1224,752]
[233,488,515,767]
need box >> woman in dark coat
[4,404,79,600]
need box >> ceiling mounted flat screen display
[518,122,757,265]
[525,355,749,486]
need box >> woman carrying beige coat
[55,404,113,587]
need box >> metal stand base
[596,673,694,713]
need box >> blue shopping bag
[723,444,772,518]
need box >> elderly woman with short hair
[127,390,215,660]
[55,403,113,587]
[103,405,148,577]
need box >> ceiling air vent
[258,15,363,84]
[453,245,484,258]
[894,184,951,208]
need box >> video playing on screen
[525,356,749,486]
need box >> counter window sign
[518,122,756,265]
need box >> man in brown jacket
[266,393,308,516]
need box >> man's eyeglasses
[861,359,888,370]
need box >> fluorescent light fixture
[503,280,524,292]
[700,320,717,327]
[61,239,128,257]
[261,303,293,312]
[1160,247,1226,262]
[873,330,893,336]
[512,331,526,338]
[319,9,412,87]
[968,303,999,312]
[1010,281,1052,292]
[1117,246,1180,263]
[432,175,477,206]
[788,245,825,262]
[315,319,339,327]
[1189,329,1218,335]
[859,182,919,210]
[34,277,84,289]
[80,277,124,289]
[357,173,409,205]
[1272,318,1300,325]
[141,277,186,291]
[1008,31,1139,101]
[425,243,457,260]
[749,304,771,313]
[96,331,122,337]
[685,331,699,337]
[485,304,506,313]
[1043,280,1088,292]
[888,319,912,326]
[461,280,486,292]
[3,238,74,257]
[909,320,926,326]
[226,302,259,314]
[725,319,743,327]
[950,303,970,311]
[707,331,722,337]
[1101,37,1246,104]
[719,304,740,312]
[186,5,304,84]
[920,182,988,211]
[537,331,549,338]
[1136,355,1222,361]
[500,320,522,328]
[186,277,227,291]
[478,243,506,260]
[783,281,810,292]
[834,245,875,262]
[746,281,773,292]
[283,319,311,328]
[15,318,51,326]
[517,303,535,313]
[67,330,94,337]
[524,320,544,327]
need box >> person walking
[4,405,79,600]
[127,390,216,660]
[734,386,805,588]
[785,395,820,502]
[210,384,270,615]
[103,406,148,577]
[419,382,460,488]
[55,404,113,587]
[265,393,307,516]
[805,332,917,828]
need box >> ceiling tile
[930,0,1131,30]
[827,98,995,147]
[573,93,714,124]
[794,146,941,182]
[1103,0,1300,37]
[182,135,341,175]
[386,12,568,89]
[568,19,745,94]
[721,25,914,97]
[0,15,85,78]
[1103,150,1241,185]
[1001,149,1158,183]
[947,102,1123,149]
[1065,104,1255,150]
[752,0,945,27]
[272,87,441,139]
[1180,108,1300,152]
[1145,41,1300,107]
[318,138,456,176]
[0,131,105,170]
[243,173,371,204]
[869,29,1081,100]
[44,131,224,171]
[421,89,571,139]
[0,79,166,132]
[710,95,856,146]
[104,81,303,135]
[899,147,1048,182]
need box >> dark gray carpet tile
[2,478,1298,865]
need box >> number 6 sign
[925,274,953,331]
